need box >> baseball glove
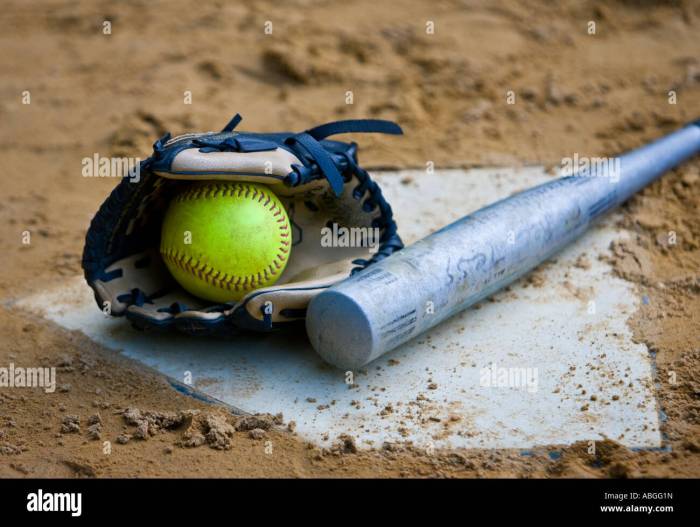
[82,113,404,334]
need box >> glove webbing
[287,119,403,197]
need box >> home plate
[14,168,662,450]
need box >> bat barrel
[306,122,700,370]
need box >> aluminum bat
[306,120,700,369]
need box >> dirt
[1,0,699,477]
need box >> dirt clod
[249,428,267,440]
[60,415,80,434]
[235,414,275,432]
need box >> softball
[160,181,291,303]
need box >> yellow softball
[160,182,291,303]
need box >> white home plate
[15,168,662,450]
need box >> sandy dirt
[0,0,698,477]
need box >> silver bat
[306,120,700,369]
